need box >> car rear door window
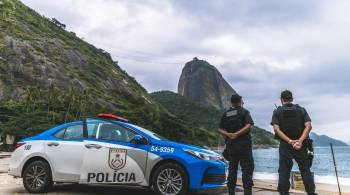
[54,125,84,140]
[86,119,100,139]
[64,125,84,140]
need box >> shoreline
[209,144,278,151]
[237,178,350,195]
[241,172,350,194]
[252,144,278,149]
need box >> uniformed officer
[271,90,316,195]
[218,94,254,195]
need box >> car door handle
[84,144,102,149]
[47,142,59,147]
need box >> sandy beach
[239,179,350,195]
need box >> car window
[87,123,98,138]
[98,123,136,142]
[64,125,84,140]
[53,125,84,140]
[54,128,65,139]
[127,124,168,141]
[86,118,136,142]
[86,119,101,139]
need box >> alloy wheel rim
[156,168,183,195]
[25,165,46,190]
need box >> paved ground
[0,181,293,195]
[0,152,302,195]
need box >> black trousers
[226,140,254,194]
[278,141,316,195]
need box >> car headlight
[183,148,223,161]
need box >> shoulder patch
[226,110,238,117]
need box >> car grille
[202,174,226,184]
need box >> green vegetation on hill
[251,126,278,146]
[151,90,222,130]
[151,91,278,146]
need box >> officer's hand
[293,141,302,150]
[290,140,299,146]
[227,133,238,140]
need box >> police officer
[271,90,316,195]
[218,94,254,195]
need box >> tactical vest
[223,107,245,133]
[279,104,305,139]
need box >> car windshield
[126,124,168,141]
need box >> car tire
[152,162,189,195]
[23,160,53,193]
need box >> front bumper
[195,185,228,194]
[186,158,228,191]
[8,167,21,177]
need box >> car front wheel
[153,162,189,195]
[23,160,53,193]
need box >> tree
[51,18,66,29]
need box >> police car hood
[160,140,219,155]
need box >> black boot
[244,188,252,195]
[228,188,235,195]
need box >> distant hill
[151,91,278,146]
[178,58,236,110]
[151,91,222,131]
[310,132,348,147]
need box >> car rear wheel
[152,162,188,195]
[23,160,53,193]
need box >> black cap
[281,90,293,101]
[231,94,242,104]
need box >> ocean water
[237,147,350,186]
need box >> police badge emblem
[109,148,127,170]
[226,110,238,117]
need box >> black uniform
[220,106,254,195]
[271,103,316,195]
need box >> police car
[8,114,227,195]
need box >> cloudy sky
[22,0,350,142]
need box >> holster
[305,139,314,167]
[222,147,229,161]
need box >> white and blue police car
[8,114,227,195]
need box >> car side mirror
[132,135,146,145]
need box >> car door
[45,123,85,182]
[79,118,148,186]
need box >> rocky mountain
[310,132,348,147]
[178,58,236,110]
[175,58,278,146]
[151,91,278,146]
[0,0,219,146]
